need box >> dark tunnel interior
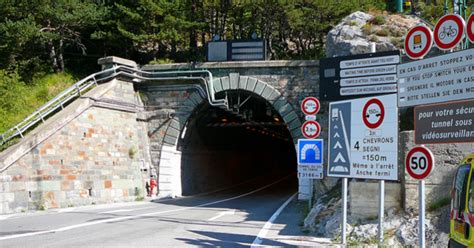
[178,90,297,195]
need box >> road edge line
[250,192,297,247]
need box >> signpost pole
[419,179,425,248]
[342,177,348,245]
[378,180,384,244]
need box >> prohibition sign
[405,146,434,180]
[467,14,474,43]
[434,14,465,50]
[404,25,433,59]
[301,120,321,139]
[301,97,320,115]
[362,98,384,129]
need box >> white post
[419,179,426,248]
[342,177,348,245]
[378,180,385,244]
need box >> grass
[0,71,77,151]
[428,197,451,212]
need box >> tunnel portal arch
[157,74,303,198]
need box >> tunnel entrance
[178,90,297,196]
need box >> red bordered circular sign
[301,97,320,116]
[467,14,474,43]
[406,146,435,180]
[301,120,321,139]
[404,25,433,59]
[362,98,385,129]
[434,14,466,50]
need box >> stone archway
[157,73,303,198]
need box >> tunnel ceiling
[179,90,291,150]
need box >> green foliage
[371,15,386,25]
[428,197,451,212]
[416,2,445,24]
[0,70,75,134]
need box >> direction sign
[301,97,320,115]
[320,51,400,101]
[404,25,433,60]
[301,120,321,139]
[398,48,474,107]
[414,99,474,144]
[406,146,434,180]
[328,94,398,180]
[298,139,324,179]
[467,14,474,43]
[434,14,465,50]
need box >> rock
[325,11,422,57]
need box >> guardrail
[0,65,226,150]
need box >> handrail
[0,65,227,149]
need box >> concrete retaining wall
[349,181,401,219]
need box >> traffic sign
[298,139,324,165]
[297,139,324,179]
[433,14,465,50]
[406,146,434,180]
[301,97,320,115]
[301,120,321,139]
[404,25,433,59]
[319,51,400,101]
[397,48,474,107]
[362,98,385,129]
[467,14,474,43]
[328,94,398,180]
[414,99,474,144]
[328,101,351,176]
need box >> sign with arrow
[328,94,398,180]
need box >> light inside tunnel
[178,90,297,196]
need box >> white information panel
[398,48,474,107]
[328,94,398,180]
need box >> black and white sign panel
[398,48,474,107]
[328,94,398,180]
[320,51,400,101]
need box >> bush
[371,15,386,25]
[0,70,75,134]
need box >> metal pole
[342,177,348,245]
[378,180,385,244]
[419,179,426,248]
[396,0,403,13]
[309,179,313,209]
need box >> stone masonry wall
[0,79,150,214]
[140,61,325,199]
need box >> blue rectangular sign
[297,139,324,165]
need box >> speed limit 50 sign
[406,146,435,180]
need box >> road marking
[250,193,297,247]
[100,206,157,214]
[0,175,292,241]
[207,210,235,221]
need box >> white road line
[100,206,157,214]
[207,210,235,221]
[250,192,297,247]
[0,175,291,241]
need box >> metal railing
[0,65,226,149]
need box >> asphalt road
[0,174,334,247]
